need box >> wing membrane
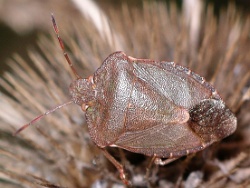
[114,122,203,158]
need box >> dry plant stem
[28,174,65,188]
[0,2,249,187]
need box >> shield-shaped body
[71,51,236,158]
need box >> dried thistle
[0,1,249,188]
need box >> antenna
[51,14,82,79]
[14,15,80,136]
[13,101,73,136]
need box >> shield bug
[14,15,237,185]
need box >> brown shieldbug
[14,15,237,185]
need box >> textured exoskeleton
[70,51,237,159]
[14,15,237,186]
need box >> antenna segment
[14,101,73,136]
[51,14,82,79]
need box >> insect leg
[101,148,130,185]
[145,154,157,180]
[154,157,179,166]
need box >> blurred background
[0,0,249,187]
[0,0,249,73]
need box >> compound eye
[81,104,89,112]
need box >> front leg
[101,148,131,186]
